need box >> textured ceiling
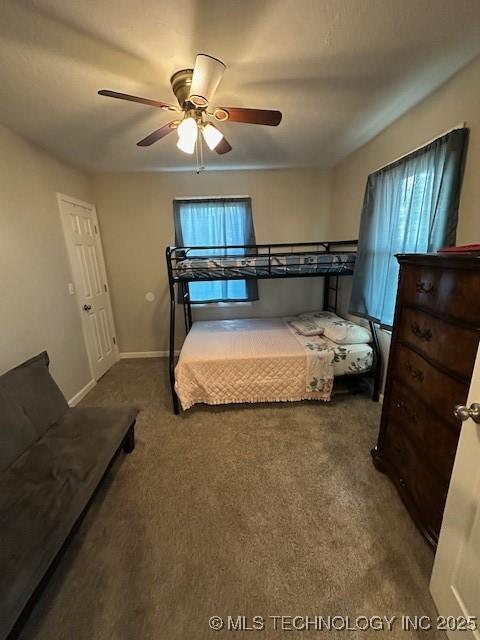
[1,0,480,172]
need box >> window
[350,128,468,328]
[173,197,258,303]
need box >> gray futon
[0,352,138,639]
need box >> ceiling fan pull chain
[195,133,199,172]
[195,130,205,174]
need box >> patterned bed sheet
[328,339,373,376]
[173,253,355,279]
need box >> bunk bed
[166,240,381,414]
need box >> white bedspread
[284,320,335,393]
[175,318,334,410]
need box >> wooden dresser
[372,253,480,546]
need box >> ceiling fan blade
[137,121,177,146]
[215,136,232,155]
[188,54,226,108]
[215,107,282,126]
[98,89,177,111]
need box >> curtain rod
[373,121,466,173]
[173,195,250,200]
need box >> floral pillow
[287,317,325,336]
[299,311,371,344]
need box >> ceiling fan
[98,53,282,161]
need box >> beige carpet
[18,359,444,640]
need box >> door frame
[57,192,119,384]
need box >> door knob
[454,403,480,423]
[83,304,92,311]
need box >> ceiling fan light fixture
[189,54,226,109]
[176,136,196,154]
[177,116,197,140]
[202,123,224,151]
[176,116,198,154]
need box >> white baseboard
[68,378,96,407]
[379,393,384,405]
[119,350,180,359]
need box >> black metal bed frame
[166,240,382,414]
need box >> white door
[430,343,480,639]
[58,193,118,380]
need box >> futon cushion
[300,311,371,344]
[0,404,138,640]
[0,352,69,438]
[0,388,38,472]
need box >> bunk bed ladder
[323,274,340,314]
[182,282,193,333]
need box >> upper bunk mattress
[174,318,372,410]
[173,252,355,280]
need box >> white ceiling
[1,0,480,173]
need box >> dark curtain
[350,127,469,329]
[173,197,259,303]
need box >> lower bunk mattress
[175,317,373,410]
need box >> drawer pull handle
[395,400,417,423]
[416,280,436,294]
[411,321,433,342]
[404,360,424,382]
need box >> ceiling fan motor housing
[170,69,193,108]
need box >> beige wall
[328,55,480,393]
[0,124,93,400]
[92,169,332,353]
[329,55,480,243]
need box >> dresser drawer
[398,306,479,381]
[383,419,448,535]
[386,379,460,482]
[399,264,480,324]
[390,343,469,423]
[375,255,480,547]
